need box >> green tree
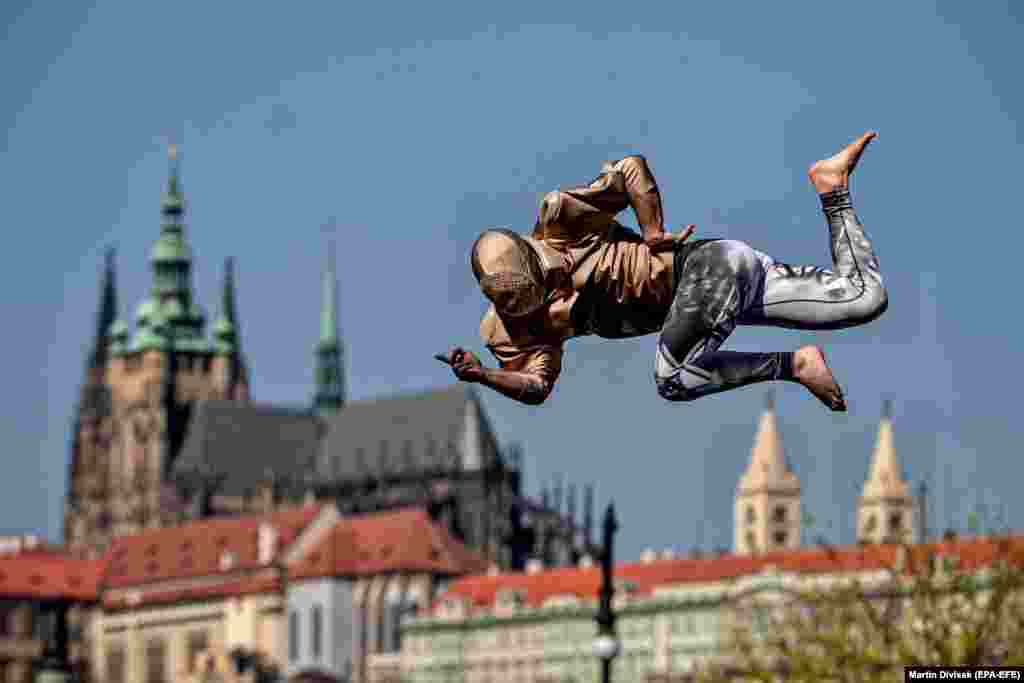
[698,535,1024,683]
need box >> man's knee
[846,282,889,326]
[613,154,651,178]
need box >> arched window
[311,605,323,659]
[773,505,787,523]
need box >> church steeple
[734,392,802,555]
[88,247,118,371]
[313,240,345,415]
[857,399,916,544]
[132,144,207,352]
[212,257,242,354]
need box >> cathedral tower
[734,393,802,555]
[65,145,249,550]
[857,400,917,544]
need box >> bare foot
[807,130,878,194]
[793,345,847,412]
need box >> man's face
[472,230,572,318]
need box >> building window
[745,506,756,524]
[145,638,166,683]
[187,630,208,673]
[289,610,299,662]
[745,530,757,553]
[889,512,904,533]
[773,530,788,547]
[773,505,787,523]
[863,514,878,538]
[0,601,13,637]
[106,645,126,683]
[312,605,323,660]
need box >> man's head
[470,229,570,318]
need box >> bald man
[442,131,886,411]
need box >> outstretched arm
[438,348,557,406]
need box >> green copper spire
[88,247,118,368]
[313,240,345,415]
[133,144,208,352]
[212,257,242,355]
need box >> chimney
[257,523,278,565]
[641,549,658,564]
[526,558,544,575]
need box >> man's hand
[644,224,696,253]
[438,348,484,382]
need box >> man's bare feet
[808,130,878,194]
[793,345,847,412]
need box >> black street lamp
[33,602,73,682]
[592,503,620,683]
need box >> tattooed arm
[444,345,561,406]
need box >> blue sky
[2,1,1021,559]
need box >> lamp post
[592,503,620,683]
[33,602,72,682]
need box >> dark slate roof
[173,400,324,497]
[318,385,501,481]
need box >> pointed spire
[88,247,119,369]
[222,256,238,326]
[320,239,339,346]
[314,233,345,415]
[135,142,205,352]
[212,257,243,355]
[583,484,594,548]
[738,392,796,493]
[567,483,577,528]
[862,399,908,499]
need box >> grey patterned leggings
[654,189,888,401]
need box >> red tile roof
[289,507,488,580]
[104,504,323,588]
[440,535,1024,609]
[0,547,103,601]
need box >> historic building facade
[383,398,932,683]
[64,147,585,571]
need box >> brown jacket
[479,155,677,392]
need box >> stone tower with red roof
[733,393,802,555]
[857,400,917,544]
